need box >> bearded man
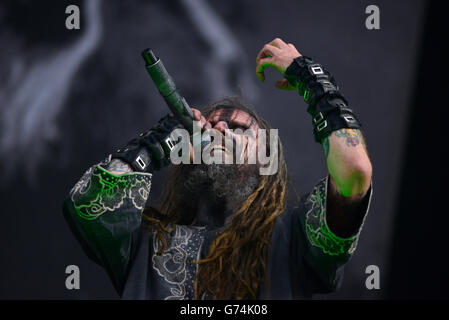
[63,38,373,299]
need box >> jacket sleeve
[62,155,152,294]
[294,175,373,294]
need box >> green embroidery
[304,177,358,256]
[70,164,152,220]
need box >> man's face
[181,107,260,203]
[207,108,259,132]
[205,108,260,165]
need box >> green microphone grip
[142,48,195,134]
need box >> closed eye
[228,124,248,131]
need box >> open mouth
[210,145,227,153]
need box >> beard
[179,163,259,207]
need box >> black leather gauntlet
[111,114,184,173]
[285,56,361,143]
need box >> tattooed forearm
[334,129,362,147]
[325,128,372,197]
[106,158,133,175]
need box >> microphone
[141,48,210,150]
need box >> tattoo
[322,137,330,159]
[105,158,133,174]
[334,129,361,147]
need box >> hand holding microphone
[111,48,211,173]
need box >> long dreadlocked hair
[143,96,288,299]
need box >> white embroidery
[152,225,206,300]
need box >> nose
[213,121,229,134]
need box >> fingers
[256,43,280,62]
[269,37,288,49]
[192,108,201,121]
[255,38,291,82]
[256,44,280,82]
[275,79,297,91]
[191,108,211,130]
[256,39,287,66]
[256,57,275,82]
[256,38,303,85]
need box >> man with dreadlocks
[63,38,372,299]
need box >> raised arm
[324,128,372,237]
[255,38,373,292]
[256,38,372,237]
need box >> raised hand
[255,38,302,90]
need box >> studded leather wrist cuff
[285,56,362,144]
[112,114,184,172]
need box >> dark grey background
[0,0,443,299]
